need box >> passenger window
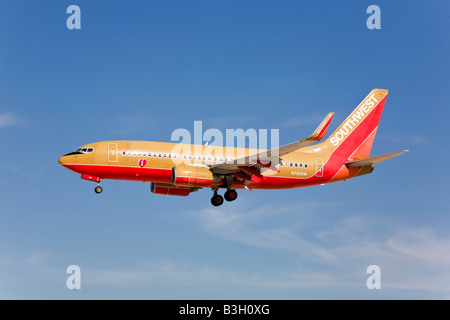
[158,153,162,158]
[188,155,192,160]
[163,154,167,158]
[299,163,303,168]
[294,163,298,168]
[168,154,171,158]
[290,163,293,167]
[280,162,283,167]
[305,164,308,168]
[122,151,126,155]
[173,154,177,159]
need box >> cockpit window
[76,148,94,154]
[64,147,94,157]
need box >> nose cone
[59,155,70,165]
[58,156,65,165]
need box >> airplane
[58,89,408,206]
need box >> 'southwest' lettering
[330,93,378,146]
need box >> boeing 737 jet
[59,89,408,206]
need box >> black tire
[94,186,103,194]
[211,194,224,206]
[224,190,238,202]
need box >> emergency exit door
[108,143,118,162]
[315,158,323,178]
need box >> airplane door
[108,143,118,163]
[315,158,323,178]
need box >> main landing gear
[211,190,224,207]
[210,189,238,206]
[224,189,238,202]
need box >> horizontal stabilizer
[345,150,409,167]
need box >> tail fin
[323,89,389,160]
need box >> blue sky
[0,0,449,299]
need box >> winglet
[309,112,334,141]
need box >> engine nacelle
[150,182,192,196]
[171,164,219,187]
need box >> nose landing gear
[94,183,103,194]
[81,174,103,194]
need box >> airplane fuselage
[58,140,366,190]
[58,89,406,206]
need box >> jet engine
[171,164,221,187]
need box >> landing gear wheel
[94,186,103,194]
[224,190,238,202]
[211,194,224,207]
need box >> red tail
[323,89,388,161]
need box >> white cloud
[189,202,329,257]
[83,260,341,293]
[281,115,327,128]
[0,163,46,180]
[1,203,449,298]
[188,203,450,297]
[0,113,23,128]
[379,133,426,145]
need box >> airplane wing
[210,112,334,176]
[345,150,409,167]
